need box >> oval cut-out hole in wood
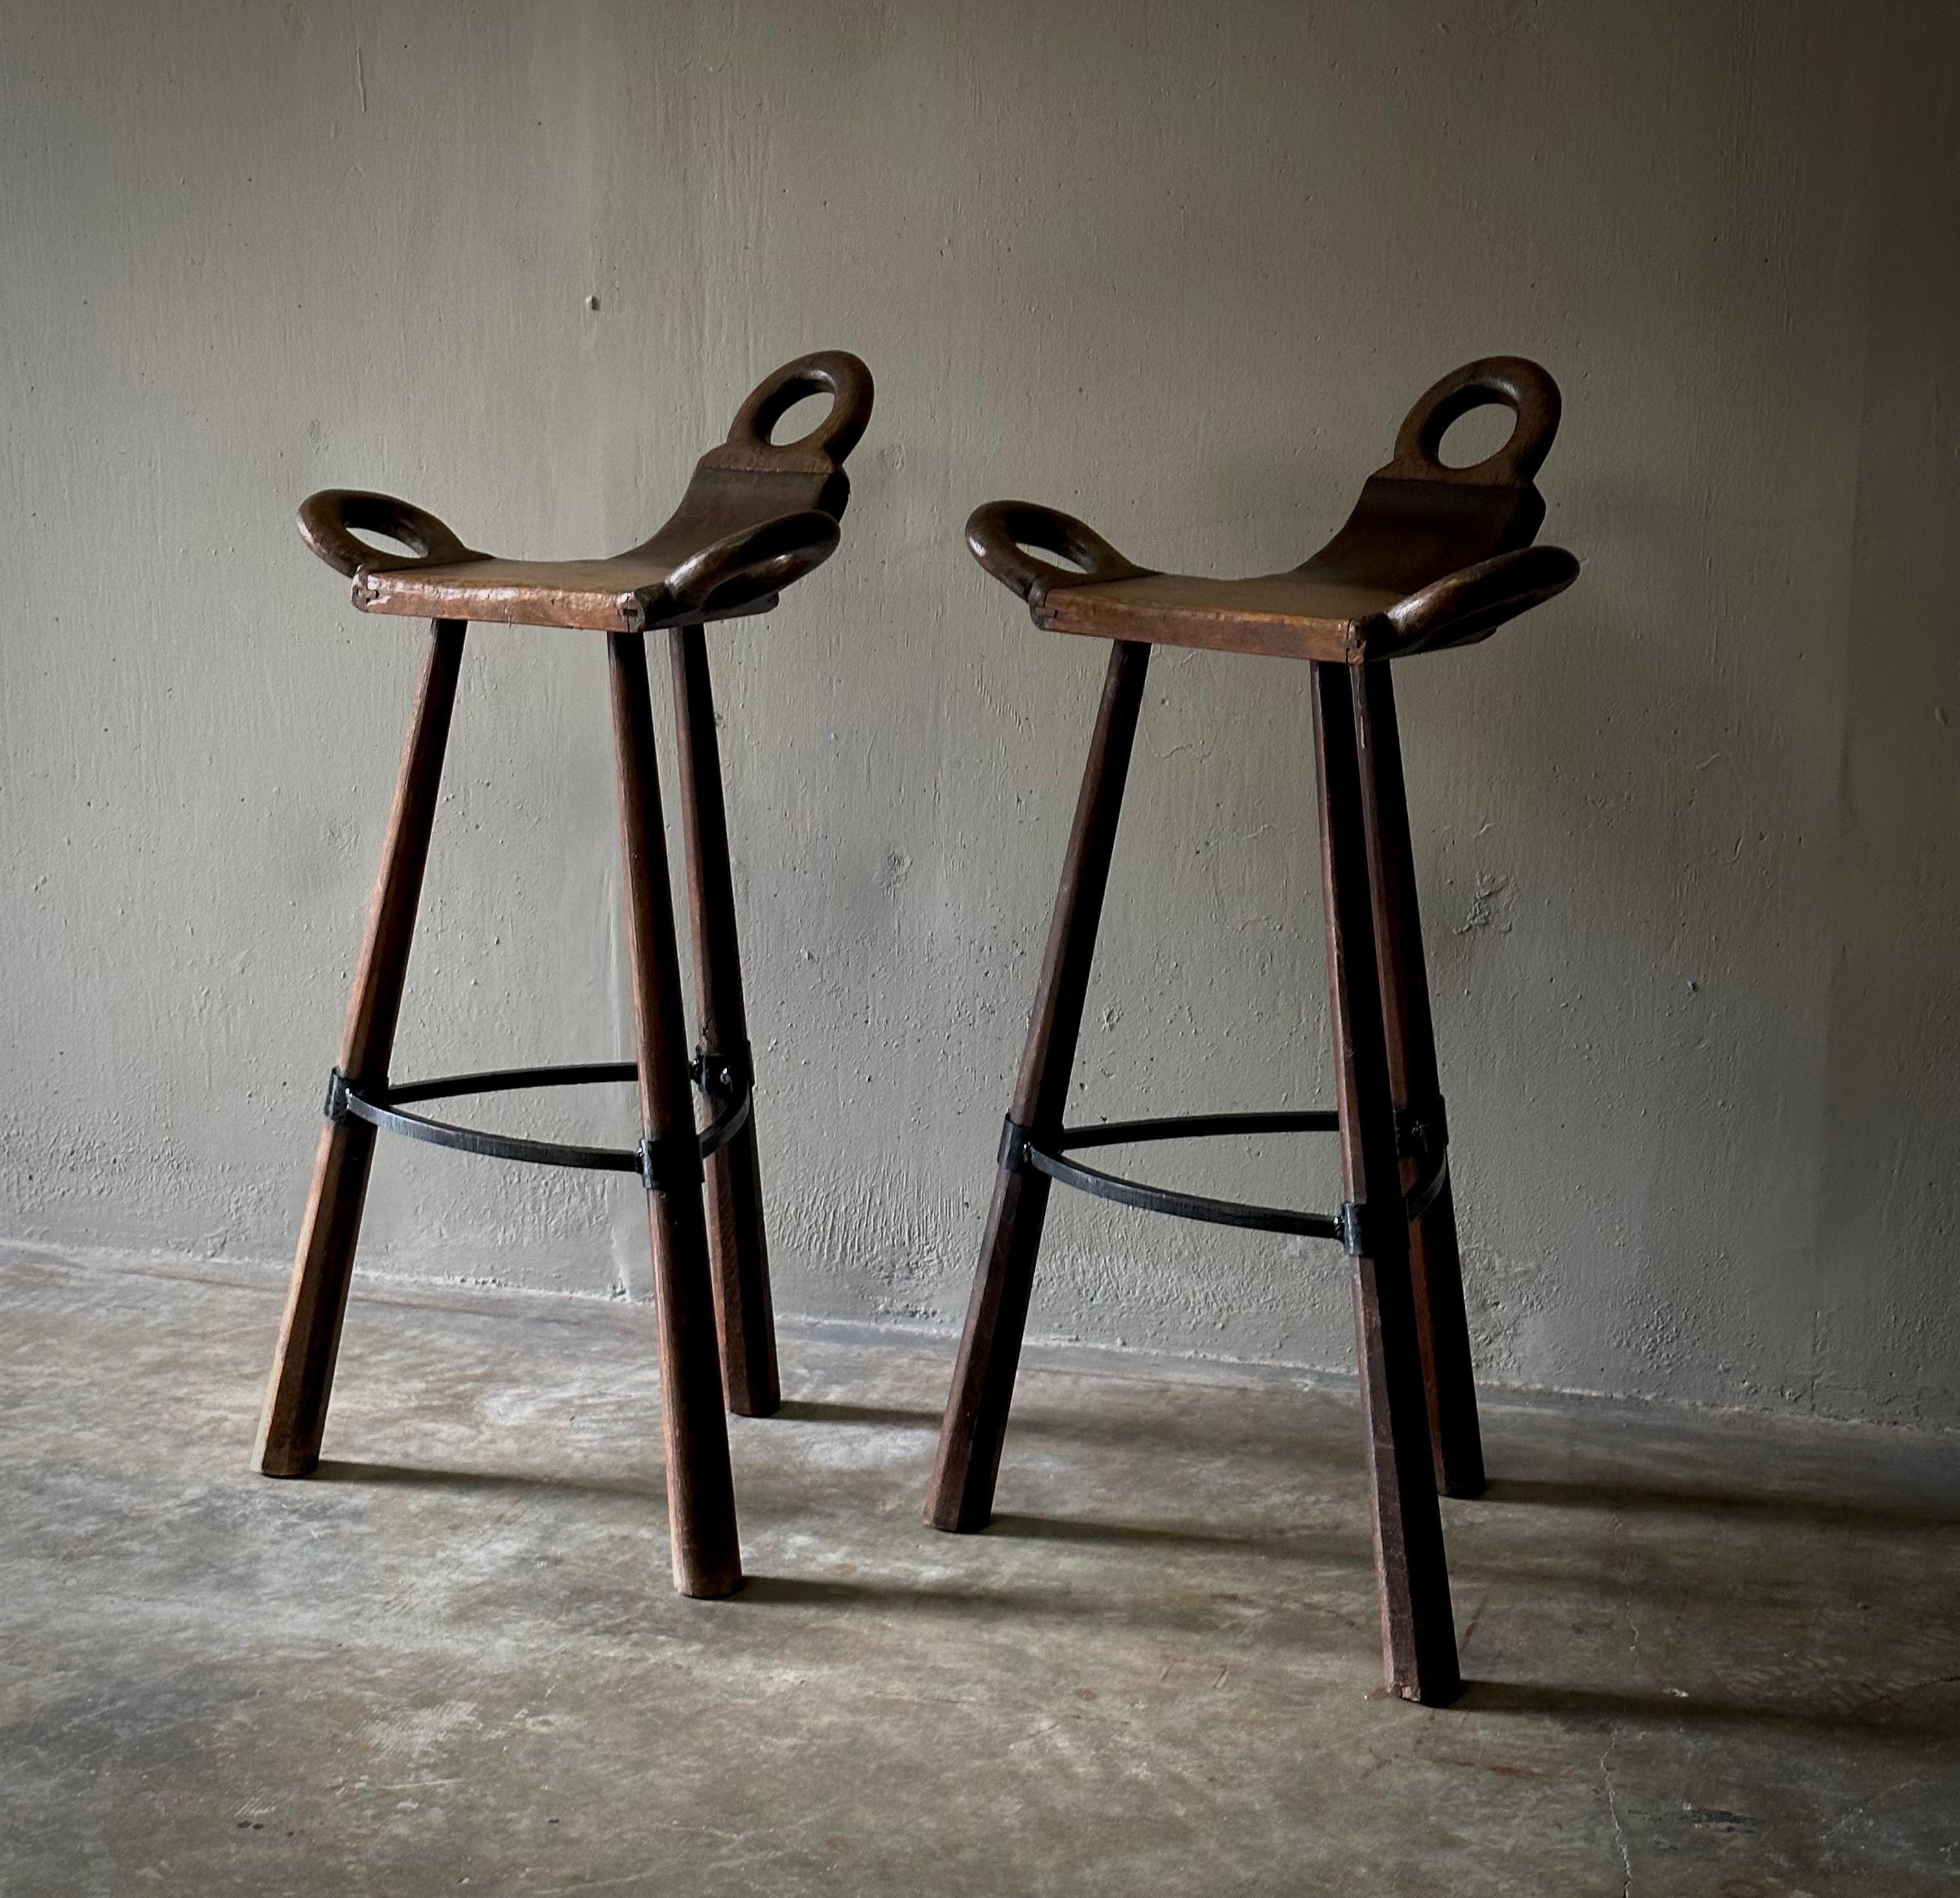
[1020,541,1090,574]
[1436,403,1518,469]
[766,390,834,446]
[348,527,425,558]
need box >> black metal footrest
[325,1051,752,1195]
[1001,1104,1449,1254]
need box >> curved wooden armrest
[964,501,1151,605]
[655,508,842,620]
[298,489,476,578]
[1378,544,1580,655]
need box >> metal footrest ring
[1000,1107,1448,1252]
[325,1057,752,1193]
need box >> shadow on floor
[985,1510,1317,1554]
[1479,1475,1960,1532]
[735,1571,1370,1642]
[771,1399,945,1429]
[311,1458,662,1502]
[768,1395,1363,1482]
[1457,1676,1959,1738]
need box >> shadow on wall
[1812,15,1960,1425]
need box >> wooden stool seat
[929,356,1579,1708]
[298,351,873,633]
[255,351,874,1604]
[966,357,1577,664]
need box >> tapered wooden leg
[668,624,779,1418]
[1314,661,1460,1707]
[255,620,467,1478]
[928,639,1151,1533]
[1352,664,1486,1499]
[609,630,743,1600]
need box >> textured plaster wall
[3,1,1955,1427]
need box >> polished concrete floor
[3,1249,1957,1896]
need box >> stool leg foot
[611,631,743,1600]
[254,620,467,1479]
[928,640,1150,1533]
[668,624,778,1418]
[928,1164,1054,1532]
[1315,662,1461,1707]
[1353,665,1486,1499]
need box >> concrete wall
[4,0,1955,1427]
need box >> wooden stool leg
[1314,661,1461,1706]
[254,619,467,1478]
[667,624,779,1418]
[609,631,743,1600]
[927,639,1151,1533]
[1352,664,1487,1499]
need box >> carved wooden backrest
[296,351,875,627]
[964,356,1567,627]
[1300,357,1561,596]
[626,350,875,567]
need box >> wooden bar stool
[253,351,874,1600]
[926,358,1578,1704]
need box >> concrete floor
[3,1252,1957,1896]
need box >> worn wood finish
[607,631,744,1599]
[668,623,779,1418]
[927,639,1152,1533]
[1313,662,1462,1706]
[261,357,870,1569]
[253,618,467,1477]
[966,357,1576,664]
[1352,662,1487,1499]
[939,358,1574,1701]
[298,351,874,633]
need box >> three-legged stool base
[928,356,1580,1705]
[255,624,763,1599]
[255,351,874,1600]
[926,645,1465,1701]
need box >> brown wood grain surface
[926,640,1152,1534]
[669,622,780,1420]
[934,357,1574,1703]
[253,619,466,1478]
[608,631,744,1599]
[1314,662,1461,1704]
[299,353,872,631]
[968,356,1576,662]
[1352,662,1487,1500]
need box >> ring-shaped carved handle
[964,500,1150,603]
[724,351,874,465]
[1379,356,1562,487]
[659,508,842,618]
[298,489,475,577]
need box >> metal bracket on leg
[1393,1094,1451,1223]
[324,1068,353,1123]
[1339,1197,1400,1260]
[638,1126,706,1196]
[690,1040,752,1108]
